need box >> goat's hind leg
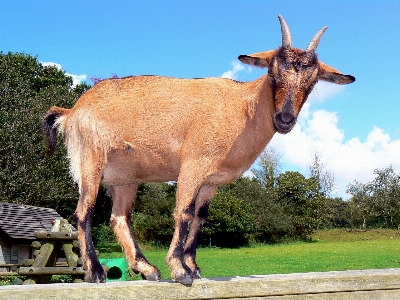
[75,162,106,283]
[109,184,161,281]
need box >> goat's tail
[43,106,70,156]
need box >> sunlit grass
[98,229,400,280]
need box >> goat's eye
[305,65,315,72]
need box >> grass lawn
[97,229,400,281]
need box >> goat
[43,15,355,285]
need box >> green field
[97,229,400,280]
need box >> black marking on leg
[184,201,211,279]
[77,208,97,261]
[183,203,195,219]
[197,202,210,219]
[183,233,199,259]
[76,207,106,283]
[185,202,210,256]
[170,220,193,285]
[172,221,189,260]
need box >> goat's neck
[248,74,275,126]
[240,74,277,156]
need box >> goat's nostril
[281,112,294,123]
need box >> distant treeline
[1,52,399,248]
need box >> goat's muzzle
[273,96,297,134]
[274,111,296,134]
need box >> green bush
[92,223,117,245]
[201,191,257,247]
[131,184,257,247]
[50,275,73,283]
[276,171,316,240]
[132,183,176,243]
[220,178,292,243]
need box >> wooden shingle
[0,202,66,240]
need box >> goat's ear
[318,61,355,84]
[238,50,277,68]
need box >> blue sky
[1,0,400,198]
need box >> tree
[219,177,291,243]
[324,197,351,228]
[346,180,372,230]
[308,152,336,198]
[275,171,319,240]
[0,52,90,220]
[346,166,400,230]
[132,183,176,243]
[251,147,282,190]
[366,166,400,229]
[306,152,338,229]
[201,191,257,247]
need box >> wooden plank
[18,267,85,276]
[23,259,34,267]
[0,264,22,267]
[35,231,78,240]
[31,241,42,249]
[62,242,79,267]
[0,272,18,276]
[32,242,55,267]
[3,269,400,300]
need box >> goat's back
[69,76,253,142]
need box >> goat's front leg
[183,185,217,279]
[109,184,161,281]
[166,180,199,285]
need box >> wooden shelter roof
[0,202,65,240]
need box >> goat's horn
[306,26,328,52]
[278,15,292,48]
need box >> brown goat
[43,15,355,285]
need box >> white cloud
[41,62,62,70]
[308,81,346,104]
[269,106,400,199]
[221,61,251,80]
[41,62,87,88]
[67,73,87,87]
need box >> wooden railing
[1,268,400,299]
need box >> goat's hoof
[141,269,161,281]
[144,272,160,281]
[85,265,106,283]
[191,268,201,279]
[174,272,194,286]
